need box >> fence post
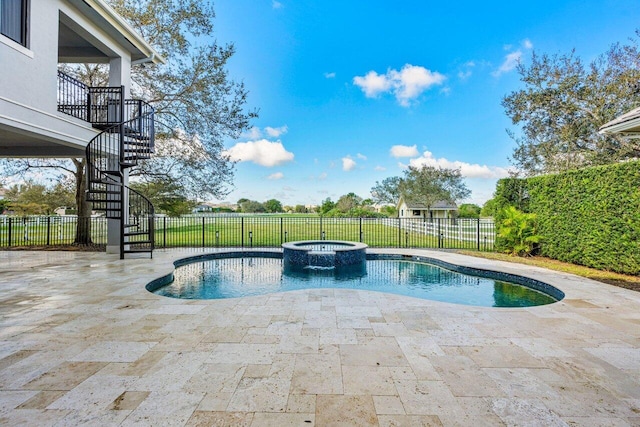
[477,218,480,251]
[8,217,12,247]
[46,216,51,246]
[163,216,167,248]
[319,216,323,240]
[397,217,401,248]
[241,217,244,248]
[202,216,205,248]
[359,217,363,242]
[280,217,283,244]
[438,219,442,249]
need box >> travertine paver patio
[0,248,639,426]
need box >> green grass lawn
[154,217,493,250]
[1,215,495,251]
[458,250,640,292]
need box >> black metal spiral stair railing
[58,71,156,259]
[85,98,156,259]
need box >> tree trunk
[72,158,93,245]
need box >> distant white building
[396,196,457,220]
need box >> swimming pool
[147,252,563,307]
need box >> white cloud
[353,71,392,97]
[458,70,472,80]
[265,125,288,137]
[318,172,327,180]
[354,64,445,107]
[324,72,336,79]
[356,153,367,160]
[272,1,283,9]
[408,151,511,179]
[342,157,357,171]
[242,126,262,139]
[242,125,288,139]
[493,51,522,77]
[224,139,294,167]
[390,144,419,158]
[282,186,295,191]
[268,172,284,180]
[374,165,387,171]
[458,61,475,81]
[493,40,531,77]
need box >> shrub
[497,206,542,256]
[493,161,640,274]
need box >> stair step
[87,189,121,195]
[100,170,123,176]
[90,178,121,184]
[87,201,122,206]
[124,140,151,147]
[124,231,150,237]
[124,134,151,141]
[123,247,154,253]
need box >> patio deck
[0,249,639,426]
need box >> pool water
[153,257,558,307]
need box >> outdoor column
[108,57,131,97]
[105,55,132,255]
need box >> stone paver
[0,248,639,426]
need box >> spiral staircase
[58,71,155,259]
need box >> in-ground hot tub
[282,240,368,269]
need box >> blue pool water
[152,257,559,307]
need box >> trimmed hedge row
[494,161,640,275]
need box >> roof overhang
[65,0,166,65]
[599,107,640,136]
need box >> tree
[480,198,499,218]
[370,176,403,205]
[400,166,470,209]
[503,34,640,175]
[239,200,265,213]
[294,204,308,213]
[336,193,362,213]
[380,205,397,217]
[129,178,196,217]
[1,0,255,243]
[263,199,283,213]
[319,198,335,215]
[109,0,256,198]
[4,180,75,215]
[458,203,481,218]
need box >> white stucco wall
[0,0,133,156]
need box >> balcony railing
[57,70,124,127]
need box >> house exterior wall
[397,201,455,220]
[0,0,133,157]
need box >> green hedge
[494,161,640,274]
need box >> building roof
[398,197,457,210]
[599,107,640,135]
[67,0,166,64]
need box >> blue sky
[211,0,640,207]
